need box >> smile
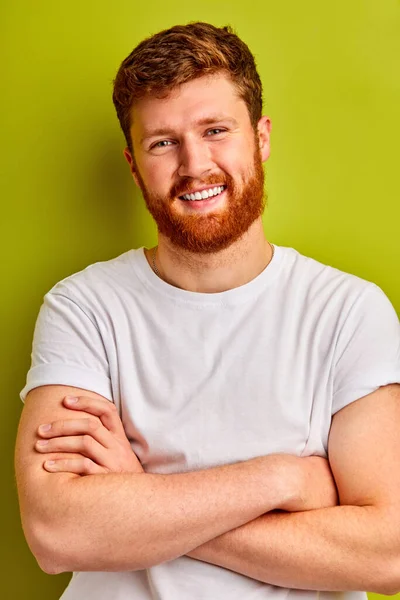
[179,185,227,201]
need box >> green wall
[2,1,399,597]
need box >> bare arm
[187,385,400,595]
[16,384,303,575]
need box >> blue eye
[206,128,225,136]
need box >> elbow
[370,555,400,596]
[35,533,70,576]
[38,558,66,576]
[22,516,73,575]
[23,516,150,574]
[376,583,400,597]
[384,548,400,596]
[383,590,400,598]
[380,573,400,596]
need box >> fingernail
[65,396,78,404]
[45,460,56,468]
[39,424,51,432]
[37,440,49,446]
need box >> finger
[43,457,106,475]
[62,396,124,436]
[40,451,87,461]
[36,435,111,467]
[37,417,114,449]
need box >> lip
[178,184,226,198]
[178,187,227,211]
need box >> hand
[35,395,144,475]
[280,455,339,512]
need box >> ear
[257,116,272,162]
[123,147,140,187]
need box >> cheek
[212,138,252,171]
[213,153,248,182]
[137,158,172,192]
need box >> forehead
[130,73,250,141]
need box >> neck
[144,219,273,293]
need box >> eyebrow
[140,116,239,144]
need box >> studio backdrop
[1,1,399,598]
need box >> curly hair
[112,22,263,153]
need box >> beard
[135,147,266,254]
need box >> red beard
[136,148,266,254]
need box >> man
[15,22,400,600]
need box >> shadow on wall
[42,121,157,274]
[87,131,157,253]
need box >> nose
[177,137,214,179]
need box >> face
[124,73,271,253]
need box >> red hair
[112,22,263,152]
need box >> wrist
[245,454,300,513]
[265,454,302,512]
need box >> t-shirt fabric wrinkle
[20,245,400,600]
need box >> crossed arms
[15,383,400,594]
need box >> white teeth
[181,186,225,201]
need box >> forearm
[31,455,292,574]
[188,504,399,595]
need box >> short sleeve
[20,291,113,402]
[332,283,400,415]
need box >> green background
[2,0,399,597]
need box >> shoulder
[278,245,384,314]
[39,248,145,324]
[46,248,143,301]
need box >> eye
[206,128,226,137]
[151,140,174,149]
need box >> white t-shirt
[20,244,400,600]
